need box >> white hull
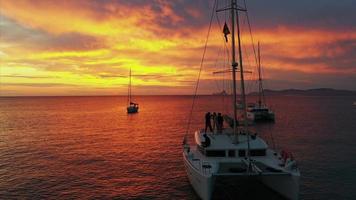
[183,132,300,200]
[183,152,214,200]
[260,172,300,200]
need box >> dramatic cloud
[0,0,355,96]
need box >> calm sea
[0,95,355,199]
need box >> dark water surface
[0,95,355,199]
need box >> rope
[216,8,232,113]
[242,0,278,151]
[240,17,254,95]
[213,44,224,93]
[243,0,258,69]
[184,0,218,143]
[243,0,265,99]
[269,124,276,150]
[216,5,234,115]
[261,56,268,104]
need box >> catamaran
[247,42,275,122]
[127,68,139,113]
[182,1,300,199]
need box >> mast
[128,67,132,105]
[235,0,251,171]
[230,0,238,143]
[258,42,263,108]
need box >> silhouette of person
[217,113,224,133]
[212,112,217,133]
[202,133,211,147]
[204,112,213,133]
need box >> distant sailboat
[127,68,139,114]
[248,42,275,122]
[212,90,228,96]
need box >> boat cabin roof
[250,108,269,112]
[195,130,268,150]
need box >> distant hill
[249,88,356,96]
[212,90,229,96]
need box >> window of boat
[250,149,266,156]
[228,150,235,157]
[252,109,268,112]
[238,150,246,157]
[206,150,225,157]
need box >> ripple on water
[0,96,355,199]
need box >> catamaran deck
[196,129,268,150]
[187,146,286,173]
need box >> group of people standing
[205,112,224,133]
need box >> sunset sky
[0,0,355,96]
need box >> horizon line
[1,88,355,98]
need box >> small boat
[224,114,254,127]
[182,1,300,199]
[248,43,275,122]
[247,103,275,122]
[236,100,255,124]
[127,102,138,113]
[126,68,138,114]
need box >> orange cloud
[0,1,355,96]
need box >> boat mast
[128,67,132,105]
[230,0,239,143]
[235,0,251,170]
[258,42,263,108]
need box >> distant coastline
[1,88,356,97]
[212,88,356,97]
[248,88,356,96]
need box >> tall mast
[129,67,132,104]
[258,42,263,108]
[235,0,251,170]
[230,0,238,143]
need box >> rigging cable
[213,42,225,93]
[216,7,233,115]
[243,0,263,100]
[243,0,259,69]
[240,17,254,95]
[183,0,218,144]
[216,8,231,113]
[261,56,268,104]
[243,0,277,149]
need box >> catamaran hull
[183,155,299,199]
[253,112,275,122]
[260,173,300,200]
[183,153,214,200]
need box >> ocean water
[0,95,355,199]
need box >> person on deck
[212,112,217,133]
[217,113,224,133]
[202,133,211,147]
[204,112,213,133]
